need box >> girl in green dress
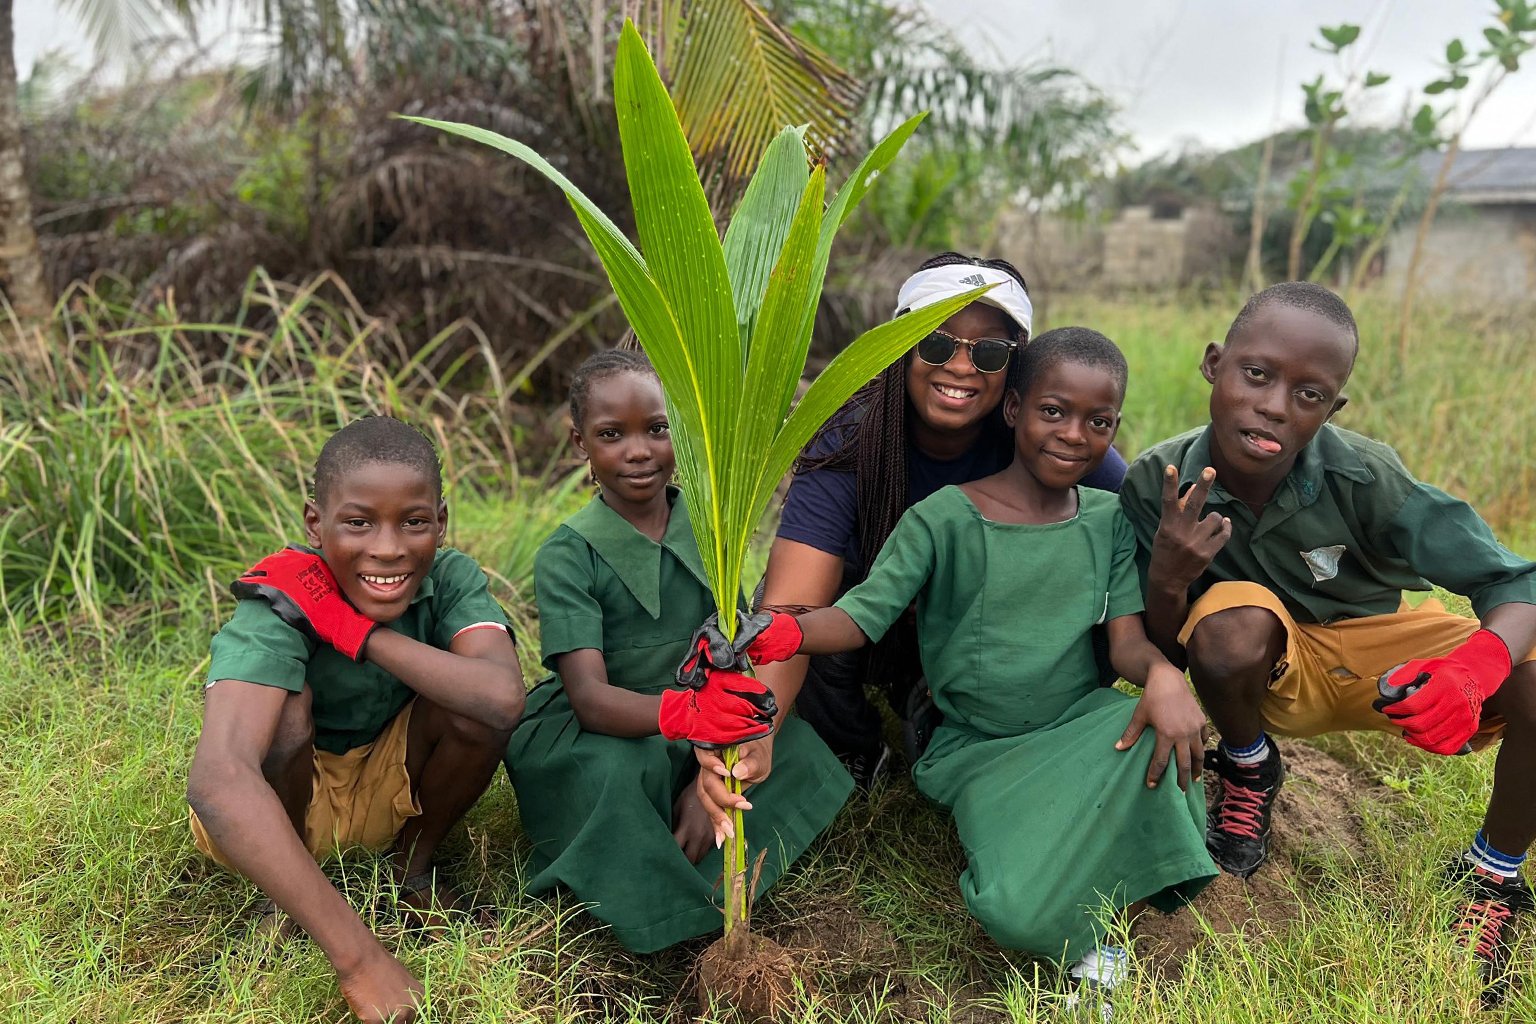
[505,351,854,954]
[705,329,1216,1004]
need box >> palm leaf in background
[658,0,863,202]
[406,16,985,950]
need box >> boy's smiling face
[1202,302,1354,497]
[1004,359,1122,490]
[303,461,446,622]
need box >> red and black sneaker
[1203,743,1285,879]
[1447,858,1534,1008]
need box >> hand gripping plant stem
[403,20,986,953]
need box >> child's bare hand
[1149,465,1231,592]
[672,786,716,864]
[693,735,773,845]
[1116,663,1208,791]
[337,949,423,1023]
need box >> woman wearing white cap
[693,252,1128,808]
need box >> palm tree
[1,0,51,320]
[2,0,199,321]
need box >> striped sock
[1466,830,1527,879]
[1220,733,1271,768]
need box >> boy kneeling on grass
[187,416,525,1024]
[1121,282,1536,1006]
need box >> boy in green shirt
[187,416,524,1024]
[1121,282,1536,1005]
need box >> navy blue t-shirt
[777,425,1128,574]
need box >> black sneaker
[1203,743,1284,879]
[1447,858,1535,1007]
[843,742,893,792]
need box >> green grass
[3,289,1534,1022]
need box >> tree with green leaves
[409,20,981,992]
[1284,23,1391,282]
[1398,0,1536,361]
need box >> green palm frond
[406,20,979,634]
[664,0,862,198]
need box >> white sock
[1071,945,1129,989]
[1220,733,1271,767]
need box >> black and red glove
[1371,629,1512,756]
[675,610,804,688]
[231,546,379,661]
[741,612,803,666]
[658,669,778,749]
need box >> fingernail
[714,766,730,777]
[714,832,723,848]
[733,765,749,779]
[739,801,753,811]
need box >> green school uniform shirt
[533,487,722,691]
[206,546,512,754]
[834,485,1145,737]
[1120,424,1536,624]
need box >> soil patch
[697,933,808,1022]
[1132,738,1378,976]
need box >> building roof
[1419,147,1536,204]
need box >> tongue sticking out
[1249,434,1282,454]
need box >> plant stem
[1397,65,1512,367]
[1288,118,1337,281]
[721,742,749,957]
[1344,179,1410,305]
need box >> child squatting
[191,266,1536,1022]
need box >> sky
[14,0,1536,159]
[923,0,1536,158]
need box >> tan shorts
[1178,582,1536,753]
[191,701,421,868]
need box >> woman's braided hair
[797,252,1030,575]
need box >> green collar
[563,486,708,618]
[296,544,437,605]
[1179,423,1374,512]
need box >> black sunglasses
[916,330,1017,373]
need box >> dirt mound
[697,934,809,1022]
[1133,739,1377,975]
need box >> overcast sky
[15,0,1536,158]
[923,0,1536,157]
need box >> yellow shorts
[1178,582,1536,753]
[190,701,421,868]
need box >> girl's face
[1003,360,1121,491]
[904,302,1018,437]
[572,372,674,507]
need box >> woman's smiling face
[904,301,1018,439]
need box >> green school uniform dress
[835,486,1215,960]
[505,488,854,954]
[207,546,513,753]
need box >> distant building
[1101,203,1235,289]
[1382,147,1536,302]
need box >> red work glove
[230,546,379,661]
[1372,629,1512,756]
[742,612,804,666]
[659,669,778,749]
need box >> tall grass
[0,271,543,629]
